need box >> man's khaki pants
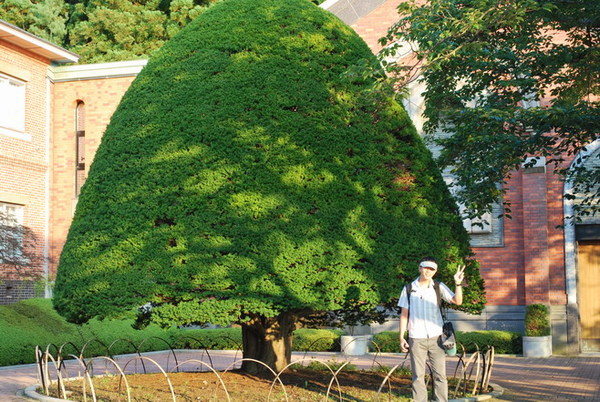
[408,336,448,402]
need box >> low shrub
[372,330,522,355]
[371,331,400,353]
[524,304,551,337]
[456,330,522,354]
[0,299,344,366]
[0,298,83,365]
[0,299,179,365]
[173,328,344,352]
[171,328,242,350]
[0,299,521,367]
[292,328,344,352]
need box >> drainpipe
[44,75,51,298]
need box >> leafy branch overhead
[380,0,599,220]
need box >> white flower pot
[523,335,552,357]
[340,335,371,356]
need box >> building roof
[321,0,388,25]
[0,19,79,64]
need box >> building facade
[0,21,78,301]
[0,0,598,354]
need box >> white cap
[419,261,438,270]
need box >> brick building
[0,21,78,301]
[0,0,598,354]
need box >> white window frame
[384,39,499,239]
[442,176,493,234]
[459,204,493,234]
[0,73,28,140]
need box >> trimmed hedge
[372,330,522,355]
[1,299,525,367]
[371,331,401,353]
[457,330,522,354]
[171,328,243,350]
[0,298,175,365]
[292,328,344,352]
[0,299,345,366]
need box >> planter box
[340,335,371,356]
[523,335,552,357]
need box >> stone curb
[23,381,504,401]
[24,385,66,401]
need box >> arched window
[75,101,86,196]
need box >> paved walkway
[1,351,598,401]
[488,354,600,401]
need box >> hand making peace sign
[454,264,466,285]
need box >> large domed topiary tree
[54,0,485,373]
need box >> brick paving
[1,351,598,400]
[488,355,600,401]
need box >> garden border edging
[23,381,504,401]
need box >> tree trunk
[241,312,297,374]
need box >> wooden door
[579,241,600,352]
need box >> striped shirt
[397,278,454,339]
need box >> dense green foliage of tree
[53,0,485,372]
[65,0,215,62]
[0,0,69,44]
[0,0,217,62]
[380,0,599,220]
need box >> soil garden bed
[43,366,484,401]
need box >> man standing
[398,257,465,402]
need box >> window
[0,202,25,263]
[0,73,26,134]
[460,206,493,234]
[75,101,86,196]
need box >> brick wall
[0,39,49,292]
[472,164,568,307]
[0,280,39,304]
[49,76,137,276]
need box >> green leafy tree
[380,0,599,220]
[65,0,216,62]
[54,0,485,373]
[0,0,68,44]
[66,0,168,62]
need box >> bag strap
[404,282,412,322]
[433,280,448,321]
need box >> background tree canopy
[0,0,327,62]
[380,0,599,220]
[53,0,485,371]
